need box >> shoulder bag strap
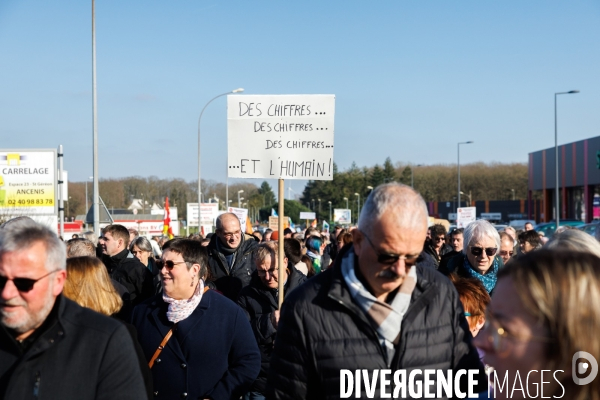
[148,324,176,369]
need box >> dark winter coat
[0,296,146,400]
[206,234,258,300]
[131,290,261,400]
[423,242,453,268]
[236,266,307,394]
[266,244,486,400]
[103,249,155,306]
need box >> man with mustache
[0,219,145,399]
[267,183,486,399]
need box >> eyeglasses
[156,260,188,270]
[0,269,60,293]
[482,311,553,355]
[361,231,419,266]
[220,230,241,239]
[499,250,514,257]
[433,236,445,242]
[470,246,498,257]
[257,268,278,277]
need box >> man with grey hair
[206,212,258,300]
[0,220,145,399]
[267,183,485,399]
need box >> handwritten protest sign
[227,95,335,180]
[457,207,477,228]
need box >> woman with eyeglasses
[474,250,600,399]
[237,242,307,400]
[440,219,503,295]
[131,239,261,399]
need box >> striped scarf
[341,248,417,356]
[163,280,205,323]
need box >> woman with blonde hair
[64,256,123,316]
[64,256,153,398]
[474,249,600,399]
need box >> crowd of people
[1,182,600,399]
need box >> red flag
[163,197,174,239]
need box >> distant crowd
[1,182,600,399]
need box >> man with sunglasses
[267,183,486,399]
[423,224,452,269]
[0,219,145,399]
[207,213,258,300]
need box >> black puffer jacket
[103,249,155,306]
[266,245,486,400]
[236,266,307,394]
[206,234,258,300]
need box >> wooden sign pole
[278,178,285,308]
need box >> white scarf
[341,249,417,354]
[162,280,205,323]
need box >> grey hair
[546,229,600,258]
[0,219,66,271]
[216,213,240,231]
[130,236,153,253]
[358,183,429,237]
[462,220,501,254]
[82,231,98,246]
[0,216,35,230]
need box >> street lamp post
[237,190,244,208]
[555,90,579,226]
[328,201,332,222]
[343,197,348,210]
[354,193,360,223]
[311,199,315,211]
[198,88,244,228]
[457,141,474,211]
[460,191,472,206]
[318,199,321,214]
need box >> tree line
[63,158,527,225]
[300,157,528,222]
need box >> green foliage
[370,165,385,187]
[259,200,311,223]
[382,157,397,182]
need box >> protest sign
[186,202,219,227]
[227,95,335,180]
[334,209,351,224]
[457,207,477,228]
[300,211,316,220]
[227,207,248,232]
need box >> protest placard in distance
[227,95,335,180]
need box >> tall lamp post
[555,90,579,227]
[354,193,360,223]
[198,88,244,229]
[457,141,474,211]
[328,201,332,222]
[237,190,244,207]
[343,197,348,210]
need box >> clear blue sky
[1,0,599,195]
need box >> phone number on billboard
[6,199,54,205]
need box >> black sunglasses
[0,269,60,293]
[470,246,498,257]
[156,259,188,270]
[361,231,418,265]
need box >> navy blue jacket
[131,290,261,399]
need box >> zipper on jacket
[327,293,389,366]
[33,371,40,398]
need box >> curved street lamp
[197,88,244,229]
